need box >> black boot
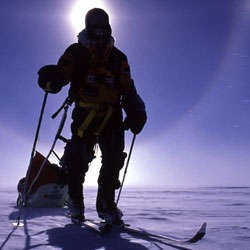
[96,186,123,225]
[68,196,85,223]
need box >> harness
[77,101,114,139]
[70,43,122,139]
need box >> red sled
[17,151,68,207]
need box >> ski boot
[98,205,124,226]
[96,185,124,227]
[67,198,85,224]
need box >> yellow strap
[77,109,97,138]
[95,105,113,136]
[77,102,114,138]
[78,101,100,109]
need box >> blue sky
[0,0,250,188]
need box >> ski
[65,212,111,234]
[87,219,206,243]
[66,212,206,244]
[83,219,112,234]
[121,222,207,243]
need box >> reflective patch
[87,74,97,84]
[104,76,115,88]
[86,73,116,89]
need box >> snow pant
[62,124,126,213]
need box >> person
[37,8,147,224]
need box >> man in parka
[38,8,147,224]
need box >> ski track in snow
[0,187,250,250]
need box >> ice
[0,186,250,249]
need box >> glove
[121,87,147,134]
[38,65,65,94]
[123,111,147,134]
[39,80,62,94]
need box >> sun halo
[69,0,112,33]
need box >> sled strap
[51,96,72,119]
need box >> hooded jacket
[54,30,141,136]
[57,29,136,106]
[38,29,146,137]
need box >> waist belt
[77,101,113,138]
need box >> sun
[69,0,112,33]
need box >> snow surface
[0,186,250,250]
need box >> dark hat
[85,8,112,41]
[85,8,110,29]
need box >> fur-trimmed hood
[77,29,115,48]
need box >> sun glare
[69,0,112,33]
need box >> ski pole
[116,133,136,205]
[22,92,48,206]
